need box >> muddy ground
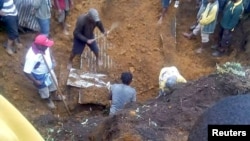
[1,0,250,140]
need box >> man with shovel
[67,8,108,70]
[23,34,64,109]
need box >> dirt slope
[88,73,250,141]
[32,73,250,141]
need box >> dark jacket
[220,0,244,30]
[73,14,105,42]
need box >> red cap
[34,34,54,47]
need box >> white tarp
[67,68,109,88]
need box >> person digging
[23,34,65,109]
[67,8,108,70]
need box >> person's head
[165,75,177,88]
[88,8,100,22]
[34,34,54,52]
[121,72,133,85]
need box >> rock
[147,52,152,55]
[140,48,146,53]
[153,48,160,51]
[130,42,135,47]
[119,50,126,55]
[126,24,133,30]
[129,110,136,116]
[75,5,81,11]
[13,88,19,91]
[129,67,135,73]
[2,71,5,77]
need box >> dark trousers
[3,15,19,40]
[217,26,232,52]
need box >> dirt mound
[188,94,250,141]
[30,72,250,140]
[88,73,250,141]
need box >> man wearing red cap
[23,34,63,109]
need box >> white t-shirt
[159,66,187,90]
[23,47,52,75]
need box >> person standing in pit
[109,72,136,116]
[67,8,108,70]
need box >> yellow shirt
[199,2,218,25]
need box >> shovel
[42,55,71,116]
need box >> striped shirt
[1,0,17,16]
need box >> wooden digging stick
[42,55,71,116]
[94,22,119,40]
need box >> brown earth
[1,0,250,140]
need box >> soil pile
[0,0,250,140]
[31,73,250,140]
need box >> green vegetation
[216,62,246,77]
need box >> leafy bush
[216,62,246,77]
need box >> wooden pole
[42,55,71,116]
